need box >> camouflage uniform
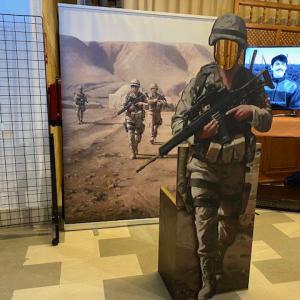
[172,13,272,300]
[123,89,147,159]
[74,88,88,124]
[147,85,167,143]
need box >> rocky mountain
[60,35,213,105]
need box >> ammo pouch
[232,134,245,163]
[205,134,247,164]
[205,142,222,163]
[131,110,145,120]
[244,133,256,164]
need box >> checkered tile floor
[0,209,300,300]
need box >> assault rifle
[117,94,145,115]
[136,69,274,173]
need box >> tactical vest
[190,63,257,164]
[148,93,165,111]
[125,92,146,118]
[76,93,86,106]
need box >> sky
[58,4,216,44]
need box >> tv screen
[244,46,300,110]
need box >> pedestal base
[158,146,261,299]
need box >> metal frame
[0,14,56,241]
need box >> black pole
[49,133,59,246]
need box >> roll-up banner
[58,4,215,224]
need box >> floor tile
[98,227,131,239]
[63,230,95,243]
[103,273,171,300]
[284,212,300,223]
[273,222,300,238]
[60,254,142,285]
[24,240,100,265]
[13,281,105,300]
[251,240,282,261]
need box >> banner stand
[58,4,215,226]
[63,217,159,231]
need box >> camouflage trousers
[77,106,86,123]
[149,111,162,139]
[187,157,246,259]
[125,112,145,156]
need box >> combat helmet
[209,13,248,49]
[130,79,141,87]
[150,83,158,89]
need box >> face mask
[214,39,241,70]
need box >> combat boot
[130,153,136,159]
[198,257,217,300]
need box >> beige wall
[123,0,300,26]
[123,0,232,15]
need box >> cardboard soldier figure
[74,86,88,124]
[122,79,147,159]
[171,13,272,300]
[147,83,167,144]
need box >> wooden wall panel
[122,0,299,24]
[123,0,233,16]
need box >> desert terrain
[63,105,177,223]
[60,37,213,222]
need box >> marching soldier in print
[122,79,147,159]
[74,86,88,124]
[147,83,167,144]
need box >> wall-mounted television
[244,46,300,111]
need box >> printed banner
[58,4,215,223]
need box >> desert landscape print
[60,35,213,223]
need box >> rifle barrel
[136,156,159,173]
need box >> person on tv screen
[265,54,300,109]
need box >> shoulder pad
[180,78,197,103]
[192,63,218,98]
[199,62,218,75]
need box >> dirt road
[63,106,177,223]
